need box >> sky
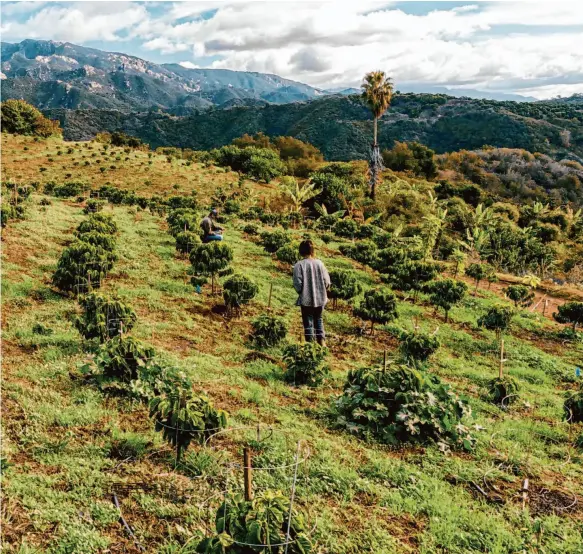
[1,0,582,99]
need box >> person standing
[200,209,224,243]
[292,240,330,346]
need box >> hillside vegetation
[2,129,583,553]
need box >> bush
[242,222,260,235]
[196,490,312,553]
[488,376,520,405]
[553,302,583,332]
[335,365,475,450]
[423,279,467,322]
[94,336,156,383]
[564,391,583,423]
[328,269,362,307]
[333,218,359,238]
[75,293,137,342]
[478,306,514,339]
[505,284,535,308]
[150,389,227,462]
[250,314,288,348]
[222,274,259,310]
[167,208,198,236]
[465,263,495,293]
[1,99,61,137]
[175,231,201,255]
[339,240,378,267]
[76,213,118,235]
[398,330,440,366]
[223,199,241,214]
[74,231,116,253]
[260,229,291,253]
[283,342,328,386]
[190,242,233,292]
[53,181,84,198]
[384,260,438,301]
[83,199,105,214]
[353,288,398,333]
[275,242,301,265]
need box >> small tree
[339,240,378,268]
[353,288,398,334]
[189,242,233,294]
[75,293,136,342]
[94,336,156,383]
[398,330,440,367]
[76,213,118,235]
[283,342,328,386]
[175,231,200,256]
[150,389,227,462]
[423,279,467,322]
[250,314,287,348]
[553,302,583,332]
[275,242,301,266]
[385,260,438,302]
[478,306,514,340]
[488,376,520,406]
[505,284,535,308]
[450,248,467,279]
[328,269,362,308]
[333,218,360,238]
[260,229,291,253]
[222,274,259,311]
[465,263,494,294]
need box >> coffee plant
[553,302,583,332]
[83,198,105,214]
[465,263,495,293]
[93,336,156,384]
[505,284,535,307]
[196,490,312,553]
[564,391,583,423]
[283,342,328,386]
[333,218,359,238]
[190,242,233,293]
[175,230,201,255]
[75,293,136,342]
[398,330,440,366]
[478,306,514,339]
[260,229,291,253]
[250,314,287,348]
[167,208,199,237]
[275,242,301,266]
[383,260,438,301]
[353,288,398,334]
[150,388,228,462]
[223,274,259,310]
[340,240,378,267]
[335,365,475,451]
[74,231,117,253]
[423,279,467,322]
[488,376,520,405]
[328,269,362,308]
[76,212,118,235]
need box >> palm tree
[361,71,394,199]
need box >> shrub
[283,342,328,386]
[328,269,362,307]
[398,330,440,366]
[465,263,495,293]
[196,490,312,553]
[75,293,137,342]
[384,260,438,301]
[339,240,378,267]
[275,242,301,265]
[260,229,291,253]
[222,274,259,311]
[190,242,233,293]
[564,391,583,423]
[74,231,116,253]
[488,376,520,405]
[1,99,61,137]
[335,365,475,450]
[83,199,105,214]
[223,199,241,214]
[242,222,260,235]
[333,218,359,238]
[53,181,84,198]
[250,314,288,348]
[478,306,514,339]
[423,279,467,322]
[150,389,227,462]
[353,288,398,334]
[175,231,201,255]
[76,213,118,235]
[505,284,535,308]
[94,336,156,383]
[553,302,583,332]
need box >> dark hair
[299,240,314,258]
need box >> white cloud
[178,61,199,69]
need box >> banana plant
[279,176,321,214]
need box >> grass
[2,134,583,553]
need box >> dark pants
[301,306,325,342]
[202,234,223,243]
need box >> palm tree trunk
[373,117,378,147]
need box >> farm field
[2,133,583,554]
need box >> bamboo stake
[521,478,529,510]
[243,447,253,501]
[268,283,273,310]
[542,299,549,317]
[499,339,505,379]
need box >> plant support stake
[499,339,505,379]
[243,447,253,501]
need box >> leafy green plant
[93,336,156,383]
[335,365,475,451]
[250,314,288,348]
[564,391,583,423]
[242,222,260,236]
[74,231,116,253]
[383,260,438,302]
[190,242,234,294]
[76,213,118,235]
[423,279,467,322]
[339,240,378,267]
[196,490,312,553]
[505,285,535,308]
[353,288,398,334]
[465,263,495,294]
[167,208,199,237]
[275,242,301,266]
[75,293,137,342]
[398,330,440,366]
[478,306,514,339]
[260,229,291,253]
[223,274,259,311]
[488,376,520,405]
[83,198,105,214]
[333,218,359,238]
[150,389,227,462]
[175,231,201,255]
[283,342,328,386]
[553,302,583,332]
[328,269,362,308]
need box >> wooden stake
[499,339,504,379]
[268,283,273,310]
[542,298,548,317]
[521,478,529,510]
[243,447,253,501]
[383,349,387,373]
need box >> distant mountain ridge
[0,39,327,110]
